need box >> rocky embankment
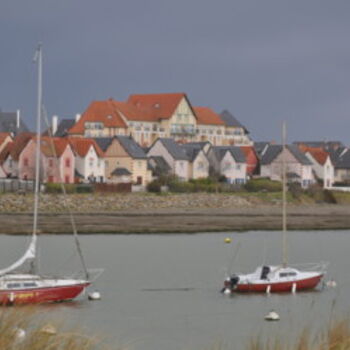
[1,193,350,234]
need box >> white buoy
[14,327,26,342]
[88,291,102,301]
[326,280,337,288]
[264,310,280,321]
[223,288,231,295]
[292,283,297,294]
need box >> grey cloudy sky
[1,0,350,142]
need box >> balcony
[170,124,196,135]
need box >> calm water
[1,230,349,350]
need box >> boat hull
[0,282,90,305]
[235,274,323,293]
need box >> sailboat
[0,44,92,305]
[222,122,327,294]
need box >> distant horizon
[1,0,350,143]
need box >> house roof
[38,137,71,158]
[67,137,104,158]
[299,146,330,165]
[155,138,189,161]
[94,137,114,152]
[333,148,350,169]
[111,167,132,176]
[2,132,34,161]
[116,135,147,159]
[240,146,257,158]
[54,119,76,137]
[260,145,312,166]
[193,107,225,126]
[181,143,204,161]
[294,141,344,151]
[254,142,271,156]
[213,146,246,163]
[0,112,30,135]
[126,93,188,121]
[148,156,171,176]
[68,100,127,134]
[220,110,248,132]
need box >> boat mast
[282,121,287,267]
[32,43,42,274]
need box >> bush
[147,180,162,193]
[76,184,94,193]
[45,183,91,194]
[244,178,282,192]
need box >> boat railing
[289,261,329,273]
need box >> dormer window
[107,115,112,120]
[154,103,160,108]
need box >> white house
[303,148,334,189]
[68,138,105,182]
[260,144,314,188]
[147,138,190,180]
[207,146,247,184]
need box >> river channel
[1,231,348,350]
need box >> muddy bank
[2,205,350,234]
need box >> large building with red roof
[67,93,252,147]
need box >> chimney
[75,113,81,122]
[16,109,20,129]
[52,115,58,135]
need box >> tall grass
[0,307,122,350]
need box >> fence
[0,179,35,193]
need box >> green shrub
[147,180,162,193]
[45,183,83,194]
[76,184,94,193]
[244,178,282,192]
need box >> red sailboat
[222,123,327,294]
[0,44,97,305]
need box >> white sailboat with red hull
[222,123,327,294]
[0,44,96,305]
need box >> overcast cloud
[1,0,350,142]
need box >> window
[279,272,297,277]
[7,283,21,289]
[138,161,142,168]
[23,282,37,288]
[136,176,142,185]
[89,158,94,167]
[65,158,70,168]
[236,164,241,170]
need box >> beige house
[94,136,151,185]
[181,143,210,179]
[260,145,314,188]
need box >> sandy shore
[2,205,350,234]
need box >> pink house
[20,137,75,183]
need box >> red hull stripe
[235,275,322,293]
[0,283,90,305]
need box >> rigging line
[41,105,90,281]
[227,241,241,275]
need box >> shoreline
[2,205,350,234]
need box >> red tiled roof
[67,137,104,157]
[193,107,225,126]
[38,137,71,158]
[240,146,256,158]
[68,100,127,134]
[126,93,188,121]
[9,133,34,161]
[298,145,329,165]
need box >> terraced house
[65,93,252,147]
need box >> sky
[1,0,350,143]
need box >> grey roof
[148,156,171,176]
[332,148,350,169]
[0,112,30,135]
[157,138,189,160]
[94,137,114,152]
[254,142,271,156]
[54,119,75,137]
[329,147,347,164]
[213,146,246,163]
[116,135,147,159]
[220,110,248,132]
[111,167,132,176]
[260,145,312,166]
[181,144,202,161]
